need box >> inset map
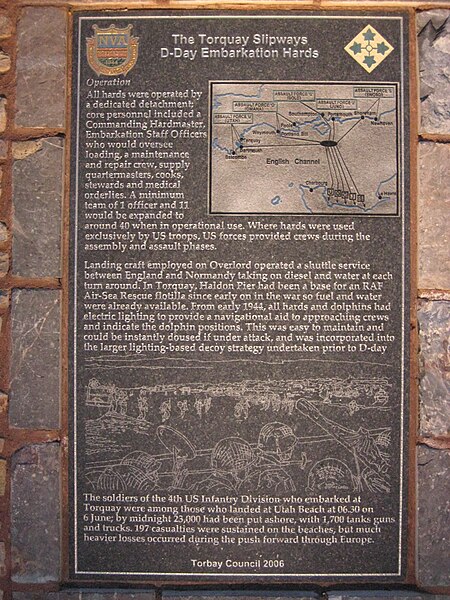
[209,82,399,215]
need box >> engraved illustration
[209,82,398,215]
[83,376,393,495]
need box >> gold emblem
[344,25,394,73]
[87,24,139,76]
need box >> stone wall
[0,1,448,600]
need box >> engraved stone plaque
[69,11,411,583]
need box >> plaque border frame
[62,5,418,587]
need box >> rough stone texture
[0,14,12,39]
[75,595,156,600]
[16,594,157,600]
[0,50,10,74]
[9,290,60,429]
[113,595,156,600]
[0,139,6,158]
[12,140,43,161]
[327,591,449,600]
[420,290,450,301]
[0,541,5,576]
[0,97,6,133]
[164,597,317,600]
[0,289,8,307]
[12,138,63,278]
[323,0,435,1]
[418,446,450,586]
[0,221,7,242]
[0,290,8,310]
[418,10,450,133]
[418,300,450,436]
[418,142,450,290]
[16,8,66,127]
[0,458,5,495]
[11,443,60,582]
[329,595,450,600]
[0,250,9,276]
[0,392,7,415]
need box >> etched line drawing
[209,82,398,215]
[85,376,392,422]
[83,376,393,494]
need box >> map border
[208,80,401,218]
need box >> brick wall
[0,1,448,600]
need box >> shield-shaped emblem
[87,24,139,76]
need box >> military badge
[345,25,394,73]
[87,24,139,76]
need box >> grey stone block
[45,594,157,600]
[83,595,157,600]
[9,289,60,429]
[329,595,448,600]
[418,300,450,436]
[11,443,60,582]
[115,595,157,600]
[16,8,66,127]
[418,142,450,290]
[164,596,318,600]
[0,540,5,576]
[418,446,450,586]
[12,137,63,277]
[418,10,450,133]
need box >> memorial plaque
[69,10,412,583]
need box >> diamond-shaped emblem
[344,25,394,73]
